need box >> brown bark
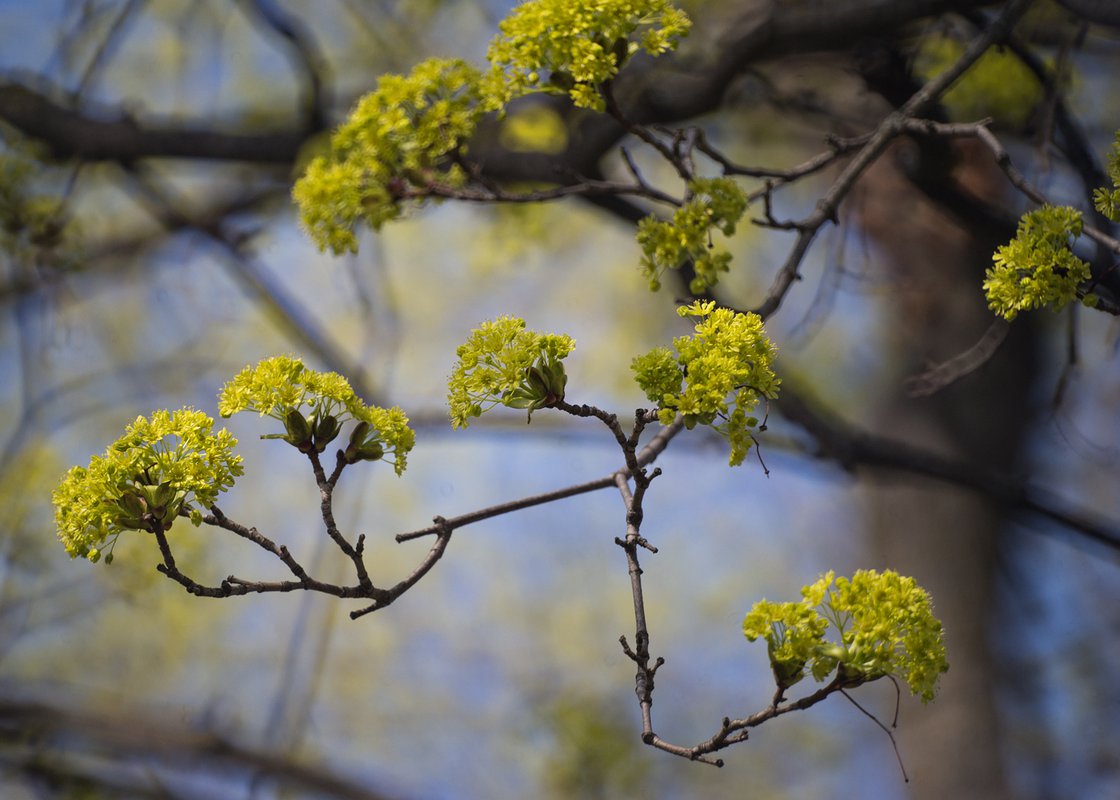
[854,140,1037,799]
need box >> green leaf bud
[117,490,148,519]
[344,420,372,463]
[150,481,178,511]
[343,421,386,463]
[112,513,148,531]
[311,412,342,452]
[283,409,314,451]
[353,441,385,462]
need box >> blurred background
[0,1,1118,798]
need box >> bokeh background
[1,1,1118,798]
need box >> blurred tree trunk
[855,139,1038,800]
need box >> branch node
[619,635,638,662]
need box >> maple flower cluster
[984,131,1120,321]
[637,177,748,292]
[293,0,692,252]
[293,58,485,253]
[219,355,415,475]
[632,301,779,466]
[447,316,575,428]
[914,36,1042,129]
[743,569,949,702]
[52,357,418,565]
[983,205,1092,321]
[52,409,243,562]
[485,0,692,111]
[1091,131,1120,223]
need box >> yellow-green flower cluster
[1092,131,1120,222]
[447,316,575,428]
[915,35,1042,129]
[0,149,78,268]
[984,205,1091,320]
[219,355,415,474]
[632,301,778,466]
[485,0,692,111]
[636,177,747,292]
[742,599,829,689]
[52,409,243,563]
[292,2,691,252]
[292,58,485,253]
[743,570,949,702]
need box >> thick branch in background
[0,80,308,163]
[1056,0,1120,28]
[0,699,404,800]
[0,1,985,169]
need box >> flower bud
[312,412,342,452]
[343,421,371,463]
[343,421,386,463]
[353,441,384,462]
[117,490,148,519]
[283,409,313,451]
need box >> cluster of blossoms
[984,129,1120,321]
[52,409,243,562]
[1091,131,1120,223]
[293,0,693,253]
[742,570,949,702]
[914,36,1042,129]
[636,177,748,293]
[447,316,575,428]
[485,0,692,111]
[632,301,779,466]
[51,357,418,564]
[983,205,1092,321]
[0,149,78,268]
[219,355,415,474]
[293,58,485,253]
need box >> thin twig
[905,318,1011,397]
[840,689,910,783]
[752,0,1036,320]
[395,416,684,542]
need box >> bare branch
[751,0,1036,320]
[396,416,683,542]
[905,318,1011,397]
[0,699,407,800]
[0,80,310,163]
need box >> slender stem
[395,416,683,542]
[752,0,1036,320]
[308,449,373,588]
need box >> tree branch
[0,80,309,163]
